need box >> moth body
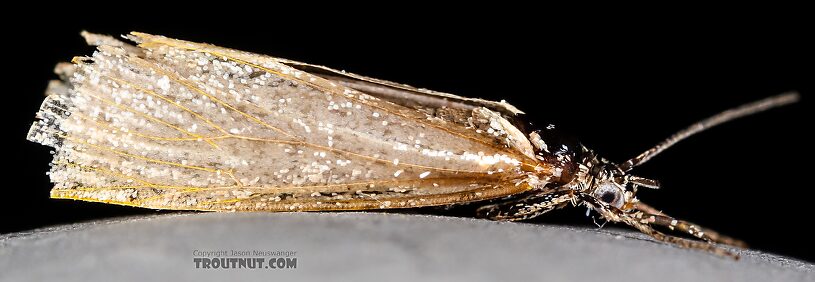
[29,32,798,258]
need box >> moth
[28,32,798,258]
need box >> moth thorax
[529,127,581,186]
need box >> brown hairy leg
[633,202,746,248]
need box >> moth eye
[600,191,618,204]
[593,182,624,208]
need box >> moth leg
[476,190,574,221]
[577,195,739,258]
[632,201,667,216]
[631,210,747,248]
[622,215,740,259]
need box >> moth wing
[28,32,550,211]
[273,59,538,161]
[273,58,526,116]
[53,176,532,211]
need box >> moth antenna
[620,92,800,172]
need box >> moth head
[578,92,797,222]
[588,163,659,211]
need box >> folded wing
[27,32,550,211]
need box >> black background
[3,11,812,262]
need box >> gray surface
[0,212,812,282]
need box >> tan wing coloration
[27,32,553,211]
[274,58,527,116]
